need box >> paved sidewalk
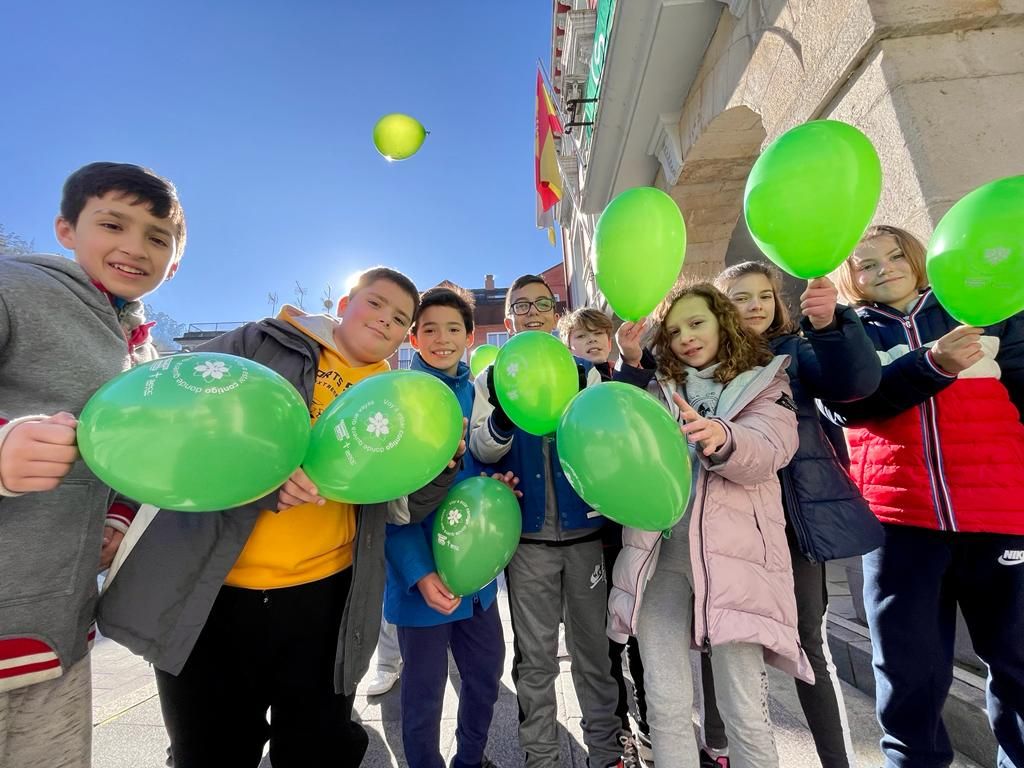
[92,590,985,768]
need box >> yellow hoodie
[225,307,389,589]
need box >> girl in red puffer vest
[823,224,1024,768]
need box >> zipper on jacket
[696,471,713,653]
[780,469,815,563]
[866,300,956,532]
[899,309,955,531]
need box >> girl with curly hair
[609,283,810,768]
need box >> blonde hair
[557,307,614,344]
[834,225,929,305]
[715,261,797,340]
[652,282,772,385]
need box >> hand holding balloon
[448,418,469,470]
[277,467,326,511]
[929,325,985,375]
[482,470,523,498]
[615,319,648,367]
[417,572,461,615]
[800,277,839,330]
[0,412,79,494]
[673,394,727,457]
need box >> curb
[826,614,996,766]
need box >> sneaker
[634,731,653,763]
[617,731,641,768]
[698,749,729,768]
[360,668,400,696]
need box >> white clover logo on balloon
[366,412,390,438]
[505,362,520,378]
[447,509,462,527]
[194,361,229,381]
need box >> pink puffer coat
[608,356,813,683]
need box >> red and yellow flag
[535,69,563,243]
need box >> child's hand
[277,467,325,511]
[99,525,124,571]
[448,418,469,469]
[673,394,727,457]
[417,572,461,615]
[800,277,838,330]
[930,325,984,375]
[0,412,79,493]
[615,319,648,367]
[482,470,524,497]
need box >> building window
[487,332,509,347]
[397,345,413,370]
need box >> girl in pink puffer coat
[611,284,811,768]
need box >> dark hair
[348,266,421,322]
[652,282,772,385]
[413,285,476,334]
[557,307,613,344]
[60,162,187,257]
[715,261,797,339]
[505,273,553,315]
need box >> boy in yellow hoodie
[98,267,464,768]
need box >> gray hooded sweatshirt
[0,253,155,691]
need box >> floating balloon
[433,476,522,596]
[303,370,462,503]
[470,344,499,378]
[745,120,882,278]
[927,175,1024,327]
[557,382,690,531]
[594,187,686,321]
[373,113,427,160]
[77,353,310,512]
[493,332,579,436]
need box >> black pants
[155,569,368,768]
[604,525,650,736]
[701,536,854,767]
[864,525,1024,768]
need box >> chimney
[484,274,495,290]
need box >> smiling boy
[0,161,186,768]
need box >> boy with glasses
[469,275,628,768]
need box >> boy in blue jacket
[384,286,512,768]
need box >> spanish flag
[535,69,563,245]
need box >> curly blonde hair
[653,282,773,385]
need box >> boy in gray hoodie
[0,162,186,768]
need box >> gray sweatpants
[0,654,92,768]
[637,521,778,768]
[506,536,622,768]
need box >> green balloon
[433,476,522,597]
[373,113,427,161]
[557,382,690,531]
[927,175,1024,327]
[303,370,462,503]
[744,120,882,279]
[594,187,686,321]
[493,331,579,436]
[470,344,499,378]
[77,353,310,513]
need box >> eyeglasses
[509,297,556,316]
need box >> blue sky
[0,1,558,326]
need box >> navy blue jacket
[384,354,497,626]
[771,306,884,561]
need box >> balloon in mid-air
[373,113,428,161]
